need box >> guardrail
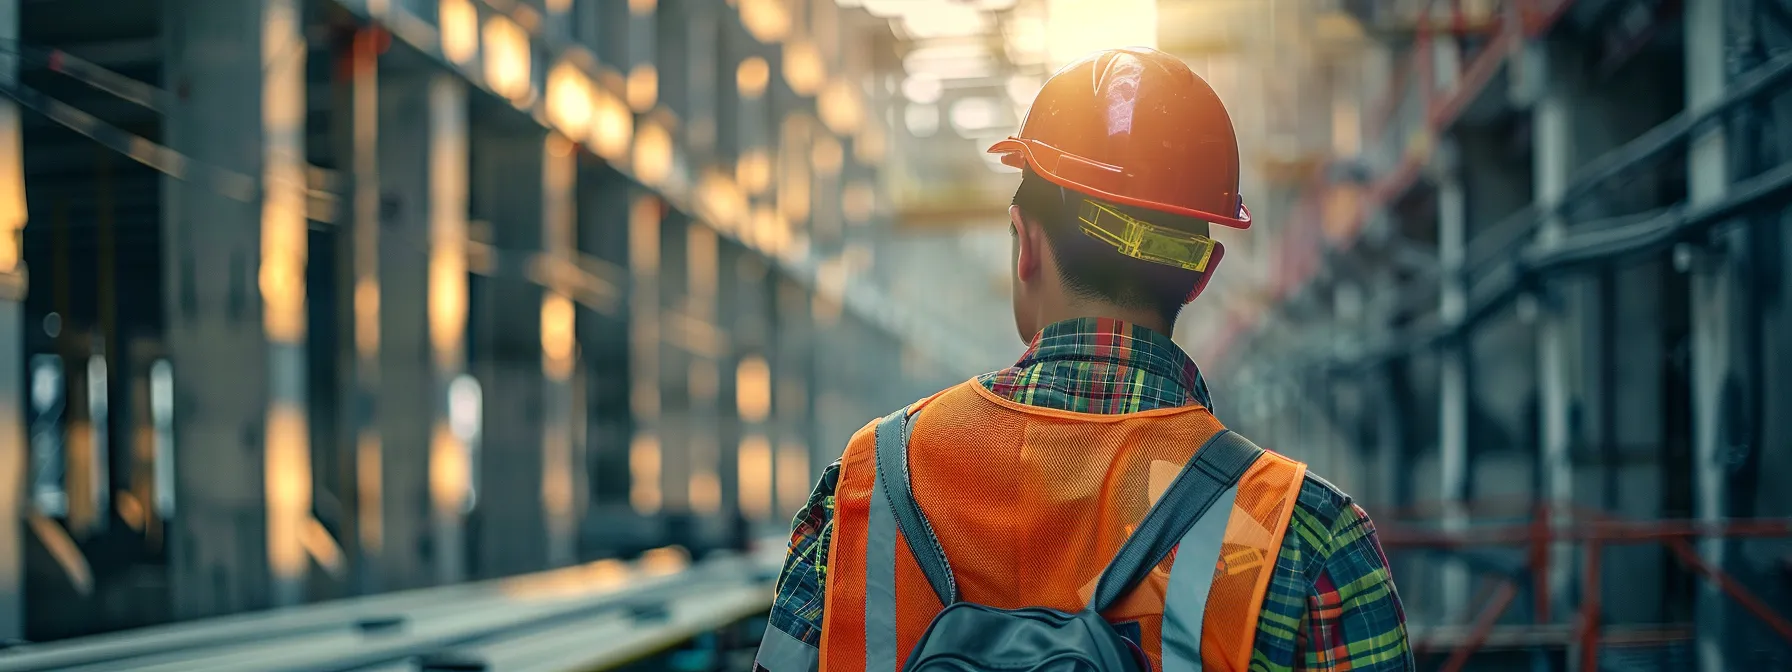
[0,545,782,672]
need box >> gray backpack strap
[1089,429,1263,613]
[874,408,959,605]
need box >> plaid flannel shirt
[765,317,1413,671]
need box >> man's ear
[1010,205,1042,283]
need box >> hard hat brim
[988,136,1253,230]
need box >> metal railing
[1383,504,1792,671]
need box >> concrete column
[628,194,664,518]
[1684,1,1740,669]
[470,126,548,578]
[1435,138,1471,621]
[731,252,773,530]
[658,218,690,518]
[425,76,470,585]
[341,29,382,594]
[684,224,724,530]
[0,0,24,639]
[541,136,578,568]
[162,0,309,615]
[575,173,630,515]
[370,73,465,589]
[1528,36,1580,630]
[772,277,813,521]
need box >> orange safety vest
[818,381,1308,671]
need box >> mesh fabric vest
[819,380,1308,671]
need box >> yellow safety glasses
[1075,198,1218,272]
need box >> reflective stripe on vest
[756,624,822,672]
[866,457,899,672]
[1160,482,1241,672]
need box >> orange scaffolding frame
[1379,504,1792,671]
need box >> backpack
[873,409,1265,672]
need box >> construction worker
[756,48,1412,671]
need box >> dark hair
[1012,170,1208,323]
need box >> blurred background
[0,0,1790,669]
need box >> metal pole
[1685,1,1737,670]
[1437,136,1472,622]
[1528,34,1578,633]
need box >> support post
[1436,137,1472,622]
[470,125,548,578]
[1527,35,1580,636]
[425,76,470,585]
[343,27,381,595]
[372,73,467,589]
[629,194,663,518]
[163,0,310,614]
[541,135,578,568]
[1685,1,1740,670]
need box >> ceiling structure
[837,0,1375,361]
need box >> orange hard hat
[988,47,1251,230]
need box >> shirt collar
[1009,317,1214,411]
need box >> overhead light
[901,74,942,104]
[905,103,939,137]
[737,56,770,98]
[736,148,772,195]
[439,0,479,65]
[974,0,1017,9]
[783,41,827,96]
[1002,14,1047,65]
[740,0,791,42]
[1046,0,1157,68]
[904,44,995,79]
[483,16,533,105]
[901,3,991,39]
[546,62,594,139]
[818,80,865,134]
[949,97,1002,136]
[588,87,633,162]
[627,63,658,112]
[633,120,673,186]
[859,0,910,17]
